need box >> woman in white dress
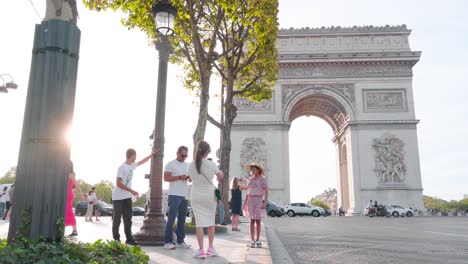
[189,141,224,259]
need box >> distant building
[464,194,468,199]
[312,188,337,213]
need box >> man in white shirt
[112,147,158,246]
[163,146,191,250]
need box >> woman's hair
[231,177,239,190]
[195,141,211,174]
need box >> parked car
[266,201,285,217]
[75,201,113,216]
[284,203,326,217]
[388,205,415,217]
[133,207,145,216]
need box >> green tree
[94,180,114,204]
[459,199,468,211]
[134,192,148,208]
[205,0,279,224]
[309,199,330,210]
[0,167,16,184]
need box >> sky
[1,0,467,202]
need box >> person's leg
[219,203,225,225]
[6,206,12,218]
[196,227,204,250]
[121,198,133,242]
[250,219,255,241]
[176,198,188,244]
[112,200,123,241]
[95,205,100,221]
[165,195,178,244]
[255,219,261,241]
[207,226,215,249]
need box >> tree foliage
[424,195,468,211]
[0,167,16,184]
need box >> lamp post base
[133,214,166,246]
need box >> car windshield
[391,205,403,209]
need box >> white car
[284,203,326,217]
[387,205,415,217]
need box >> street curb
[245,222,273,264]
[264,224,294,264]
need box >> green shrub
[309,200,330,210]
[0,238,149,264]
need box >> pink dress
[65,178,76,226]
[243,176,267,220]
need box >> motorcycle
[368,205,391,218]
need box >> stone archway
[230,25,425,213]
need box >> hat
[246,162,265,175]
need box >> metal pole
[134,36,172,246]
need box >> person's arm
[116,177,139,197]
[261,181,269,209]
[137,148,160,166]
[164,171,189,182]
[215,170,224,180]
[70,173,85,201]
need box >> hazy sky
[1,0,467,202]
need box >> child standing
[242,162,268,248]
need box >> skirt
[243,195,266,220]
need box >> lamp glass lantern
[153,1,177,36]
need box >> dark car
[75,201,113,216]
[266,201,284,217]
[133,207,145,216]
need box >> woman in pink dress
[66,161,84,236]
[242,162,268,248]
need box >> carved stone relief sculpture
[372,134,407,184]
[234,96,273,112]
[240,138,268,178]
[363,89,407,112]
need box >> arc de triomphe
[230,25,425,213]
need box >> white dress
[189,159,220,227]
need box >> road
[265,216,468,264]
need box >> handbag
[200,171,222,202]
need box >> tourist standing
[112,148,158,246]
[230,177,243,231]
[163,146,191,250]
[242,162,268,248]
[0,186,7,218]
[189,141,224,259]
[66,162,85,236]
[85,190,95,222]
[91,186,100,221]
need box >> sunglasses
[250,166,258,172]
[181,154,188,158]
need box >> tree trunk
[192,74,211,153]
[218,85,237,225]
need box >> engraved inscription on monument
[363,89,407,112]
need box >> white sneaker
[255,240,262,248]
[164,243,176,250]
[176,242,191,249]
[250,240,256,248]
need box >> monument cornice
[279,25,411,36]
[279,51,421,65]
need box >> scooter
[368,205,391,217]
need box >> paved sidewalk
[0,216,272,264]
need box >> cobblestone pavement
[265,216,468,264]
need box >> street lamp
[0,74,18,93]
[133,0,177,246]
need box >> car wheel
[368,213,375,217]
[287,210,296,217]
[406,211,413,217]
[269,211,276,217]
[312,210,320,217]
[392,211,399,217]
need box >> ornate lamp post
[134,0,177,246]
[0,74,18,93]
